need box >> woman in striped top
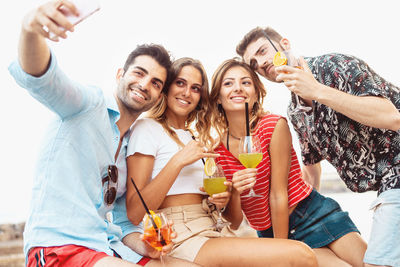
[208,58,367,267]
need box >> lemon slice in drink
[204,158,217,176]
[273,51,288,66]
[145,210,162,229]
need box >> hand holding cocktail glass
[274,50,312,113]
[237,102,263,197]
[263,29,311,113]
[202,158,231,230]
[238,135,263,197]
[130,178,173,259]
[142,211,172,252]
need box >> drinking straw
[245,102,250,136]
[130,177,166,245]
[191,135,205,165]
[262,31,278,52]
[245,102,251,152]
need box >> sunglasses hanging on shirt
[102,165,118,205]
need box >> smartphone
[60,0,100,26]
[49,0,100,39]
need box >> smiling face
[218,66,257,114]
[165,65,203,121]
[210,58,267,142]
[116,55,167,113]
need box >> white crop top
[127,118,206,196]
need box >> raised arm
[19,0,77,76]
[314,87,399,131]
[276,58,400,131]
[269,118,292,239]
[10,1,103,119]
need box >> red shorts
[27,245,151,266]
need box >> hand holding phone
[60,0,100,26]
[49,0,100,40]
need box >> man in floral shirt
[237,26,400,267]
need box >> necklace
[226,128,241,151]
[228,129,241,140]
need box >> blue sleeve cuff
[112,194,144,238]
[119,221,144,238]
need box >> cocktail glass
[203,163,230,230]
[238,135,263,197]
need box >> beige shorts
[157,199,236,262]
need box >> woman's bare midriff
[159,193,206,209]
[159,193,298,214]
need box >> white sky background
[1,0,399,223]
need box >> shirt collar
[105,90,121,121]
[105,90,136,141]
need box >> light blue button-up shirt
[9,52,143,263]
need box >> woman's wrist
[170,153,184,170]
[231,188,241,198]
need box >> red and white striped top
[215,114,312,231]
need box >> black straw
[245,102,252,152]
[245,102,250,136]
[130,177,166,245]
[262,31,278,52]
[191,135,205,165]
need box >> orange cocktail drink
[142,212,172,251]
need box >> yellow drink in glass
[203,177,227,196]
[239,153,263,168]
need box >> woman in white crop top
[125,57,317,266]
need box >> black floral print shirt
[289,53,400,194]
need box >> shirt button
[290,229,295,234]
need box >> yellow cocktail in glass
[238,153,263,168]
[203,177,227,196]
[203,161,230,230]
[239,135,263,197]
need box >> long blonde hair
[208,58,267,147]
[147,57,212,149]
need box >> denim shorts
[257,189,359,248]
[364,188,400,267]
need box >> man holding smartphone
[9,0,198,266]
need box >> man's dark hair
[123,44,172,74]
[236,26,283,57]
